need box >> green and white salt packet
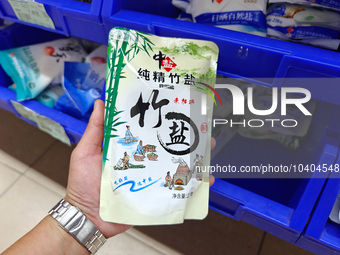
[100,27,219,225]
[0,38,87,101]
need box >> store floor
[0,108,315,255]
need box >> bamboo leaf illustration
[113,121,126,127]
[105,135,120,138]
[103,28,155,163]
[147,43,153,51]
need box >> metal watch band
[49,199,106,254]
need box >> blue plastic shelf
[101,0,340,106]
[0,87,86,143]
[0,23,87,143]
[296,167,340,254]
[209,101,340,243]
[0,0,106,43]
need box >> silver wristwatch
[49,199,106,254]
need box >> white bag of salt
[100,27,219,225]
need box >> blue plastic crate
[0,23,87,143]
[100,2,340,241]
[209,101,340,243]
[0,22,63,88]
[101,0,340,106]
[296,168,340,254]
[0,0,106,43]
[0,88,87,144]
[0,22,64,101]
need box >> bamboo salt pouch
[100,27,219,225]
[0,38,87,101]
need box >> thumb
[77,99,105,154]
[209,175,215,187]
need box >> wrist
[45,216,89,255]
[49,198,106,254]
[63,195,98,227]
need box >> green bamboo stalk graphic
[103,28,154,164]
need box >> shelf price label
[8,0,55,29]
[11,101,71,146]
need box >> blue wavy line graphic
[113,177,161,192]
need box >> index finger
[77,99,105,154]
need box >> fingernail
[94,99,99,110]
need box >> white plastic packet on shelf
[9,83,65,109]
[172,0,193,21]
[267,3,340,50]
[0,38,87,101]
[85,44,108,65]
[172,0,190,12]
[269,0,340,12]
[35,84,65,108]
[63,61,106,115]
[54,93,92,122]
[171,0,267,36]
[189,0,268,36]
[62,44,107,115]
[177,11,194,22]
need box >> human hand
[65,100,131,238]
[65,99,216,238]
[210,138,216,186]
